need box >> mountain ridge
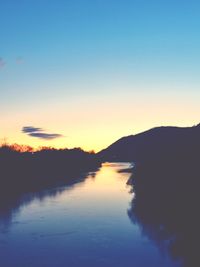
[98,124,200,162]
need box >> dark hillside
[98,124,200,163]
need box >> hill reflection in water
[128,160,200,267]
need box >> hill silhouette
[98,124,200,163]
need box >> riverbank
[128,152,200,267]
[0,146,101,198]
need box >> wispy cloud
[0,56,25,69]
[16,56,24,65]
[0,57,6,69]
[22,126,43,133]
[22,126,63,140]
[28,132,63,140]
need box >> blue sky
[0,0,200,150]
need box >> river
[0,162,180,267]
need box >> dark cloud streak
[22,126,44,133]
[22,126,63,140]
[28,133,63,140]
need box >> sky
[0,0,200,152]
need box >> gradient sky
[0,0,200,151]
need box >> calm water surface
[0,163,180,267]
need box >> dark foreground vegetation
[126,124,200,267]
[0,145,101,199]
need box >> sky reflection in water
[0,163,180,267]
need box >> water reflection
[128,166,200,267]
[0,172,90,230]
[0,163,180,267]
